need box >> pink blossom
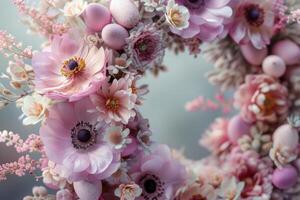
[229,0,280,49]
[173,0,233,41]
[32,30,108,102]
[129,144,187,200]
[40,98,120,182]
[90,77,137,124]
[223,148,273,199]
[200,118,230,154]
[234,74,289,123]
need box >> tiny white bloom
[42,161,68,189]
[115,182,142,200]
[104,126,132,149]
[21,93,51,125]
[7,61,31,82]
[141,0,165,12]
[165,0,190,30]
[63,0,87,17]
[217,177,244,200]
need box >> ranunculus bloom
[130,144,187,200]
[32,30,108,101]
[173,0,233,41]
[125,24,165,70]
[40,98,120,182]
[90,77,137,124]
[229,0,278,49]
[234,74,289,123]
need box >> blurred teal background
[0,1,223,199]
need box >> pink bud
[110,0,140,29]
[227,115,251,144]
[262,55,286,78]
[240,43,268,66]
[272,165,298,189]
[83,3,112,32]
[272,39,300,65]
[102,24,129,50]
[273,124,299,149]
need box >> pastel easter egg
[74,181,102,200]
[102,24,129,50]
[272,165,298,189]
[240,43,268,66]
[262,55,286,78]
[272,39,300,65]
[228,115,251,143]
[110,0,140,29]
[83,3,112,32]
[273,124,299,149]
[121,136,138,157]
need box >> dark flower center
[183,0,205,10]
[61,56,86,77]
[77,129,92,143]
[144,179,157,194]
[139,174,165,199]
[67,59,79,71]
[244,4,265,27]
[71,121,97,150]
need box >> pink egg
[74,181,102,200]
[121,136,138,157]
[240,43,268,66]
[273,124,299,149]
[272,39,300,65]
[102,24,129,50]
[227,115,251,144]
[272,165,298,189]
[110,0,140,29]
[262,55,286,78]
[83,3,112,32]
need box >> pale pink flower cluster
[0,31,33,59]
[185,94,232,114]
[12,0,67,36]
[0,131,43,153]
[0,155,42,181]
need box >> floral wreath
[1,0,300,199]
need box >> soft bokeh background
[0,1,223,199]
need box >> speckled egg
[228,115,251,144]
[110,0,140,29]
[83,3,112,32]
[262,55,286,78]
[273,124,299,150]
[272,165,298,189]
[240,43,268,66]
[102,24,129,50]
[272,39,300,65]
